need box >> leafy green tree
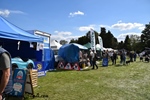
[77,35,90,45]
[70,39,78,43]
[118,41,124,50]
[129,35,141,51]
[60,40,68,45]
[106,30,115,48]
[99,27,107,48]
[141,22,150,48]
[124,35,131,51]
[99,28,118,49]
[111,37,118,49]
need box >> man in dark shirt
[0,47,13,100]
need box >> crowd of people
[79,49,150,70]
[102,50,138,65]
[79,49,99,69]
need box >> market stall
[57,43,88,70]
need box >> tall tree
[111,37,118,49]
[124,35,131,51]
[60,40,68,45]
[129,35,141,51]
[105,30,114,48]
[99,27,107,47]
[70,39,78,43]
[141,22,150,48]
[99,28,118,49]
[78,35,90,45]
[118,41,124,50]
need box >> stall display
[11,57,35,71]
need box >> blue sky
[0,0,150,42]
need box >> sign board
[34,61,46,77]
[12,69,34,98]
[102,58,108,66]
[25,70,34,94]
[12,69,27,97]
[72,63,80,70]
[64,63,72,69]
[57,61,65,69]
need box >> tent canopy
[58,44,80,63]
[50,40,62,50]
[71,43,88,50]
[0,16,43,42]
[83,42,91,49]
[84,42,104,51]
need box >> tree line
[61,22,150,53]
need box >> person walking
[89,49,94,66]
[120,50,126,65]
[0,47,13,100]
[91,53,98,69]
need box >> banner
[102,58,108,66]
[34,61,46,77]
[12,69,27,97]
[90,29,96,52]
[98,36,103,51]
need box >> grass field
[25,58,150,100]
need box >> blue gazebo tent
[0,16,43,42]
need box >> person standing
[122,50,126,65]
[120,51,123,65]
[0,47,13,100]
[129,51,133,62]
[133,52,137,61]
[112,51,117,65]
[102,50,109,66]
[109,51,114,65]
[120,50,126,65]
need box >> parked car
[11,57,35,71]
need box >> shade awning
[0,16,43,42]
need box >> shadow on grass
[48,69,75,72]
[48,68,91,72]
[114,64,124,67]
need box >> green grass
[26,58,150,100]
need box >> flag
[90,29,96,52]
[98,36,103,51]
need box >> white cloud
[69,11,84,17]
[51,34,80,43]
[79,25,95,31]
[10,10,26,14]
[111,21,144,31]
[0,9,26,17]
[51,31,80,42]
[0,9,10,17]
[58,31,72,36]
[138,26,145,30]
[117,32,141,42]
[100,21,145,31]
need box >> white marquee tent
[50,40,62,50]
